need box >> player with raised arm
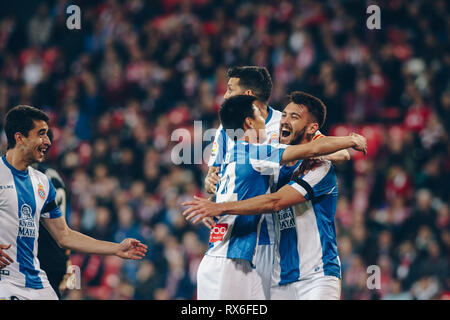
[184,91,365,299]
[205,66,350,298]
[194,94,366,300]
[0,105,147,300]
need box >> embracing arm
[281,133,365,164]
[42,216,147,259]
[182,185,305,224]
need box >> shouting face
[280,102,313,145]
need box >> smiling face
[280,102,317,145]
[18,120,51,165]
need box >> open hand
[115,239,148,260]
[182,196,223,224]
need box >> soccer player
[193,94,366,299]
[0,105,148,300]
[183,91,360,299]
[205,66,350,298]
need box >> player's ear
[14,132,25,145]
[244,116,254,130]
[306,122,319,135]
[244,89,255,97]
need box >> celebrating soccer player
[0,105,148,300]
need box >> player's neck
[254,101,269,120]
[5,149,31,172]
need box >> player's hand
[350,133,367,155]
[201,217,216,229]
[182,196,223,224]
[0,244,14,269]
[115,239,148,260]
[205,168,220,194]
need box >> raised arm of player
[42,216,147,260]
[182,184,304,224]
[280,133,366,164]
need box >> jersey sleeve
[208,125,227,167]
[287,160,337,200]
[41,178,63,219]
[248,143,287,175]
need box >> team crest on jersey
[269,132,279,144]
[37,183,46,199]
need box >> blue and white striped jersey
[206,140,287,264]
[0,155,62,289]
[208,106,282,247]
[272,160,341,286]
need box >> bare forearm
[324,149,351,165]
[219,194,280,216]
[59,229,119,255]
[282,136,355,164]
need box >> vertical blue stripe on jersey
[278,208,300,285]
[312,193,341,279]
[213,128,227,167]
[12,172,43,288]
[265,106,273,124]
[258,218,270,245]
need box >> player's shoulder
[29,165,52,187]
[293,159,334,184]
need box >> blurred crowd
[0,0,448,300]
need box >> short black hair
[227,66,272,103]
[288,91,327,129]
[4,105,49,149]
[219,95,257,139]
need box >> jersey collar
[1,155,29,178]
[265,106,273,125]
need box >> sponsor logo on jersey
[37,183,46,199]
[211,141,218,156]
[209,223,228,243]
[277,208,296,231]
[18,204,36,238]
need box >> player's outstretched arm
[182,184,304,224]
[281,133,366,164]
[42,216,147,260]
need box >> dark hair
[5,105,49,149]
[288,91,327,129]
[227,66,272,103]
[219,95,257,139]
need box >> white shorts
[0,281,58,300]
[197,255,265,300]
[254,244,275,300]
[271,274,341,300]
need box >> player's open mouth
[281,127,292,138]
[37,146,48,157]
